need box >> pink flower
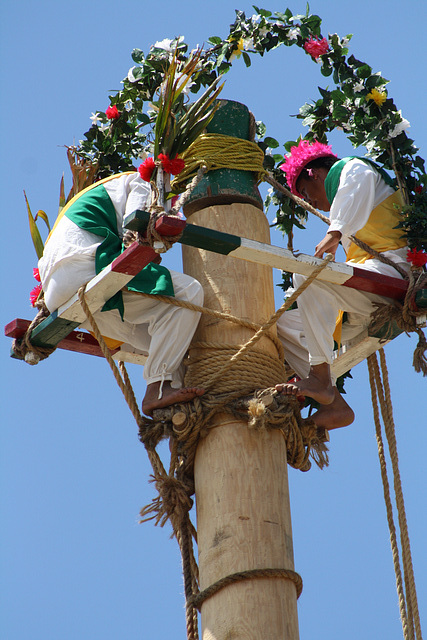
[138,157,156,182]
[303,36,329,60]
[158,153,185,175]
[30,283,43,306]
[407,248,427,267]
[33,267,41,282]
[105,105,120,119]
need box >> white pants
[276,256,409,384]
[79,271,203,386]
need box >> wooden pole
[181,101,300,640]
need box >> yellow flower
[366,88,387,106]
[229,37,245,61]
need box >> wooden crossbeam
[5,211,426,371]
[125,210,411,301]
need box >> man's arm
[314,230,342,259]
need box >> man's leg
[122,271,205,415]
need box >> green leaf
[24,192,45,260]
[131,48,145,64]
[208,36,222,45]
[332,105,348,120]
[356,64,372,79]
[264,136,279,148]
[242,51,251,67]
[321,64,333,77]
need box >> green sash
[64,181,174,318]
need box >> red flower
[158,153,185,175]
[30,283,43,306]
[303,36,329,60]
[138,157,156,182]
[105,105,120,119]
[407,248,427,267]
[33,267,41,282]
[415,185,423,194]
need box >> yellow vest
[333,189,406,345]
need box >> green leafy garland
[74,5,426,256]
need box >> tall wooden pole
[182,101,300,640]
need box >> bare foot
[275,364,335,405]
[142,381,205,416]
[311,388,355,430]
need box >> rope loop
[191,567,304,611]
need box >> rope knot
[140,473,194,529]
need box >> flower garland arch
[68,6,426,257]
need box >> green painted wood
[125,210,241,255]
[183,100,263,215]
[30,313,81,348]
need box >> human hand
[314,231,342,259]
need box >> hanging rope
[367,350,423,640]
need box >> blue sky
[1,1,426,639]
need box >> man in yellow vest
[275,140,409,430]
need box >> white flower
[98,122,110,132]
[90,112,102,126]
[287,27,300,41]
[251,13,261,23]
[353,81,365,93]
[389,112,410,138]
[175,75,195,94]
[243,37,254,50]
[153,36,184,52]
[259,25,269,37]
[153,38,174,52]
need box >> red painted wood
[342,267,408,300]
[5,318,118,358]
[111,214,186,276]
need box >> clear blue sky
[1,1,426,639]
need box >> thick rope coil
[171,133,267,192]
[367,350,423,640]
[139,390,329,476]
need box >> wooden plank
[5,318,118,358]
[6,318,148,365]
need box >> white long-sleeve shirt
[328,158,407,267]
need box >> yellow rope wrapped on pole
[171,133,267,192]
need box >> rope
[191,567,303,611]
[12,297,55,365]
[125,289,285,361]
[171,133,267,192]
[367,350,423,640]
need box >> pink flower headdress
[280,140,337,197]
